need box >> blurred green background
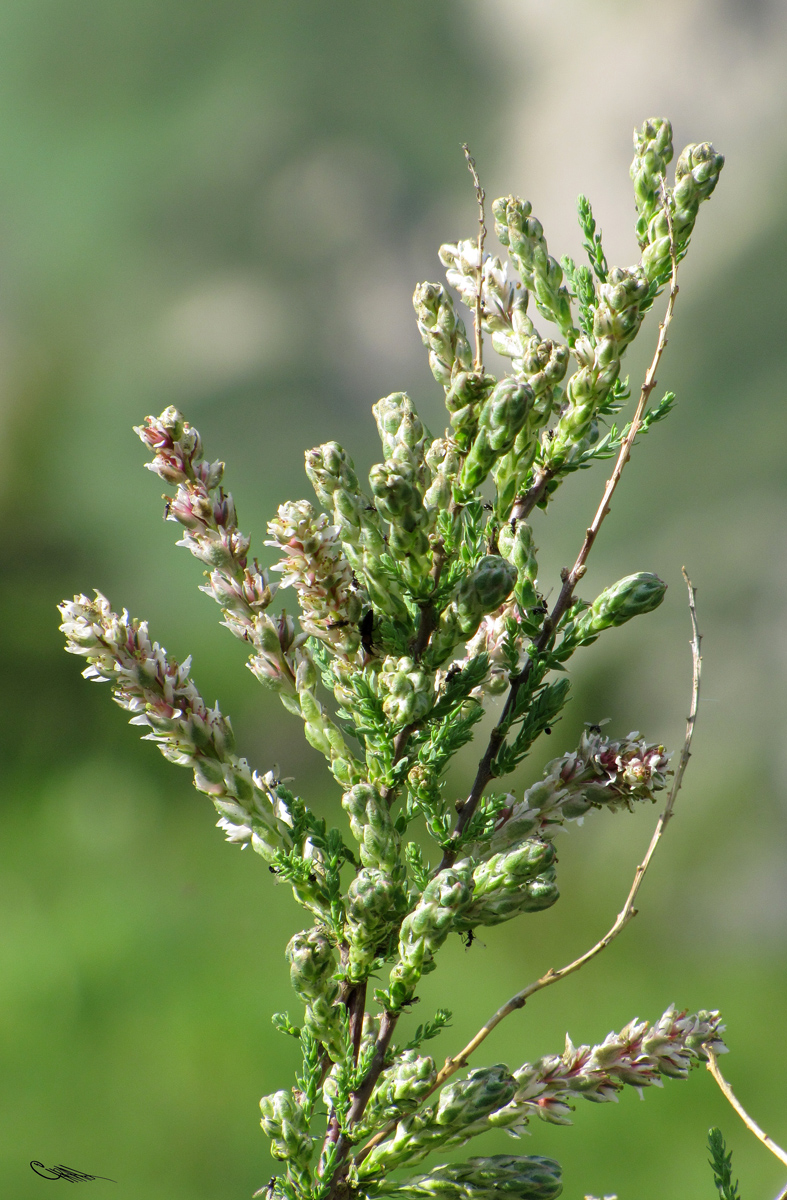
[2,1,786,1197]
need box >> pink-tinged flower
[58,592,292,861]
[505,1006,725,1126]
[266,500,363,657]
[488,729,671,853]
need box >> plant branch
[348,981,367,1065]
[462,143,486,372]
[322,1010,400,1200]
[357,569,701,1166]
[706,1048,787,1169]
[437,181,681,870]
[510,468,554,523]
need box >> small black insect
[359,608,376,655]
[252,1177,278,1200]
[445,664,463,684]
[326,618,350,629]
[461,929,476,949]
[543,726,552,735]
[585,718,610,736]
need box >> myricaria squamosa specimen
[61,118,727,1200]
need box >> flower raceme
[60,118,725,1200]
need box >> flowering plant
[60,118,744,1199]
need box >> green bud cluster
[631,118,724,280]
[342,783,401,872]
[630,117,674,247]
[569,572,667,645]
[427,556,517,667]
[456,379,534,500]
[413,281,496,449]
[369,391,436,589]
[371,1154,563,1200]
[544,267,650,472]
[454,840,559,930]
[424,437,461,517]
[387,865,474,1010]
[492,339,569,515]
[497,522,539,610]
[305,441,407,619]
[492,197,575,341]
[259,1088,313,1185]
[413,281,473,389]
[359,1065,517,1176]
[369,459,432,590]
[374,392,430,483]
[286,928,344,1061]
[345,867,408,982]
[356,1049,438,1136]
[380,656,436,727]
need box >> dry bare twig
[705,1047,787,1169]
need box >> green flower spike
[305,441,408,620]
[370,1153,563,1200]
[286,928,344,1060]
[457,378,535,499]
[492,197,575,342]
[342,782,401,873]
[357,1050,438,1137]
[630,117,674,247]
[345,867,408,983]
[259,1088,313,1186]
[456,840,559,929]
[387,865,474,1011]
[571,572,667,645]
[427,556,517,667]
[359,1065,517,1176]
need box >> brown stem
[348,981,367,1065]
[322,1010,399,1200]
[510,468,554,522]
[437,188,681,872]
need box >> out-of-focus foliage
[1,2,786,1199]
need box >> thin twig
[706,1048,787,1169]
[356,570,701,1168]
[775,1183,787,1200]
[462,143,486,372]
[437,178,681,870]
